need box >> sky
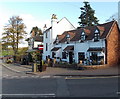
[0,1,119,47]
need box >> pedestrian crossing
[2,75,62,79]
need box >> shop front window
[62,52,67,59]
[78,52,85,63]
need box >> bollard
[33,63,37,72]
[42,60,44,66]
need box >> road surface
[1,64,119,98]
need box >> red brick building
[105,21,120,66]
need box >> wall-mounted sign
[38,45,43,50]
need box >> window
[81,32,85,42]
[78,52,85,60]
[52,52,56,58]
[46,43,48,51]
[46,56,48,60]
[62,52,67,59]
[46,32,48,38]
[94,29,100,41]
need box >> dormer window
[56,37,59,45]
[80,32,85,42]
[66,34,70,44]
[95,29,99,33]
[94,29,100,42]
[66,34,70,38]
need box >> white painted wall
[52,39,105,64]
[43,17,75,61]
[89,39,105,48]
[75,41,89,63]
[51,18,75,44]
[43,30,51,60]
[74,39,105,63]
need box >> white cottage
[43,14,75,60]
[26,29,43,52]
[43,14,120,66]
[52,21,120,66]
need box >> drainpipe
[105,39,107,64]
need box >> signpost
[38,45,43,72]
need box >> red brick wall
[106,22,120,66]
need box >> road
[66,77,119,97]
[1,63,119,98]
[0,61,2,99]
[2,64,30,78]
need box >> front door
[69,52,73,64]
[91,52,98,65]
[78,52,85,64]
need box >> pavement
[1,61,120,77]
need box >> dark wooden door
[69,52,73,64]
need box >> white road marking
[33,75,40,78]
[2,75,9,77]
[11,76,19,78]
[31,75,35,78]
[2,75,49,79]
[20,76,29,78]
[2,64,21,73]
[53,76,62,78]
[2,93,56,97]
[116,92,120,94]
[41,75,51,78]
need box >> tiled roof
[63,46,74,51]
[58,35,66,42]
[53,34,66,44]
[97,26,105,36]
[54,21,116,43]
[51,47,61,51]
[33,35,43,42]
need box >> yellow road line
[65,76,119,79]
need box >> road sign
[38,45,43,50]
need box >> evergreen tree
[78,1,99,28]
[31,26,43,36]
